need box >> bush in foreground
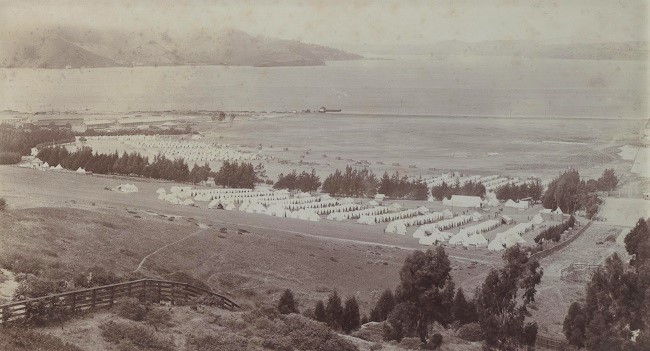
[457,322,483,342]
[99,320,174,351]
[0,328,83,351]
[114,297,148,321]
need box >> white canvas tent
[443,195,482,208]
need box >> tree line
[377,172,429,200]
[534,215,576,243]
[542,169,618,218]
[364,246,541,349]
[563,218,650,351]
[213,160,260,189]
[276,289,361,335]
[495,180,543,202]
[319,166,430,200]
[273,169,322,193]
[281,245,543,349]
[321,166,379,198]
[36,146,262,187]
[0,125,75,164]
[430,181,486,201]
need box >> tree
[390,247,454,342]
[0,197,6,211]
[625,218,650,267]
[326,291,344,330]
[563,302,587,348]
[562,251,648,351]
[370,289,395,322]
[475,246,543,351]
[451,288,477,325]
[342,296,361,334]
[314,300,326,322]
[384,302,418,342]
[278,289,299,314]
[597,169,618,192]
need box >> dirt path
[133,228,208,272]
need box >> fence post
[157,281,162,303]
[71,292,76,312]
[128,283,132,297]
[91,289,97,309]
[142,280,147,301]
[109,286,115,307]
[2,305,9,324]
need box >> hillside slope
[0,27,361,69]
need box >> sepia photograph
[0,1,648,350]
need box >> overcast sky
[2,0,647,47]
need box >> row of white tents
[358,208,424,225]
[488,221,536,251]
[81,135,261,163]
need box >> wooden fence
[0,279,239,325]
[536,334,579,350]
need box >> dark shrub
[1,253,45,276]
[428,333,443,349]
[115,297,147,321]
[457,322,483,342]
[398,337,421,350]
[0,327,84,351]
[0,152,22,164]
[186,333,250,351]
[99,320,173,351]
[145,308,173,329]
[0,197,7,211]
[13,274,67,300]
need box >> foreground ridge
[0,278,239,324]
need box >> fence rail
[0,279,239,325]
[536,334,579,350]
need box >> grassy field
[0,164,630,340]
[0,166,503,312]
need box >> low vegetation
[100,320,175,351]
[0,328,84,351]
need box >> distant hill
[429,40,647,61]
[367,40,647,61]
[0,27,362,69]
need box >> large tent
[443,195,482,208]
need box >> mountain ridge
[0,27,362,69]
